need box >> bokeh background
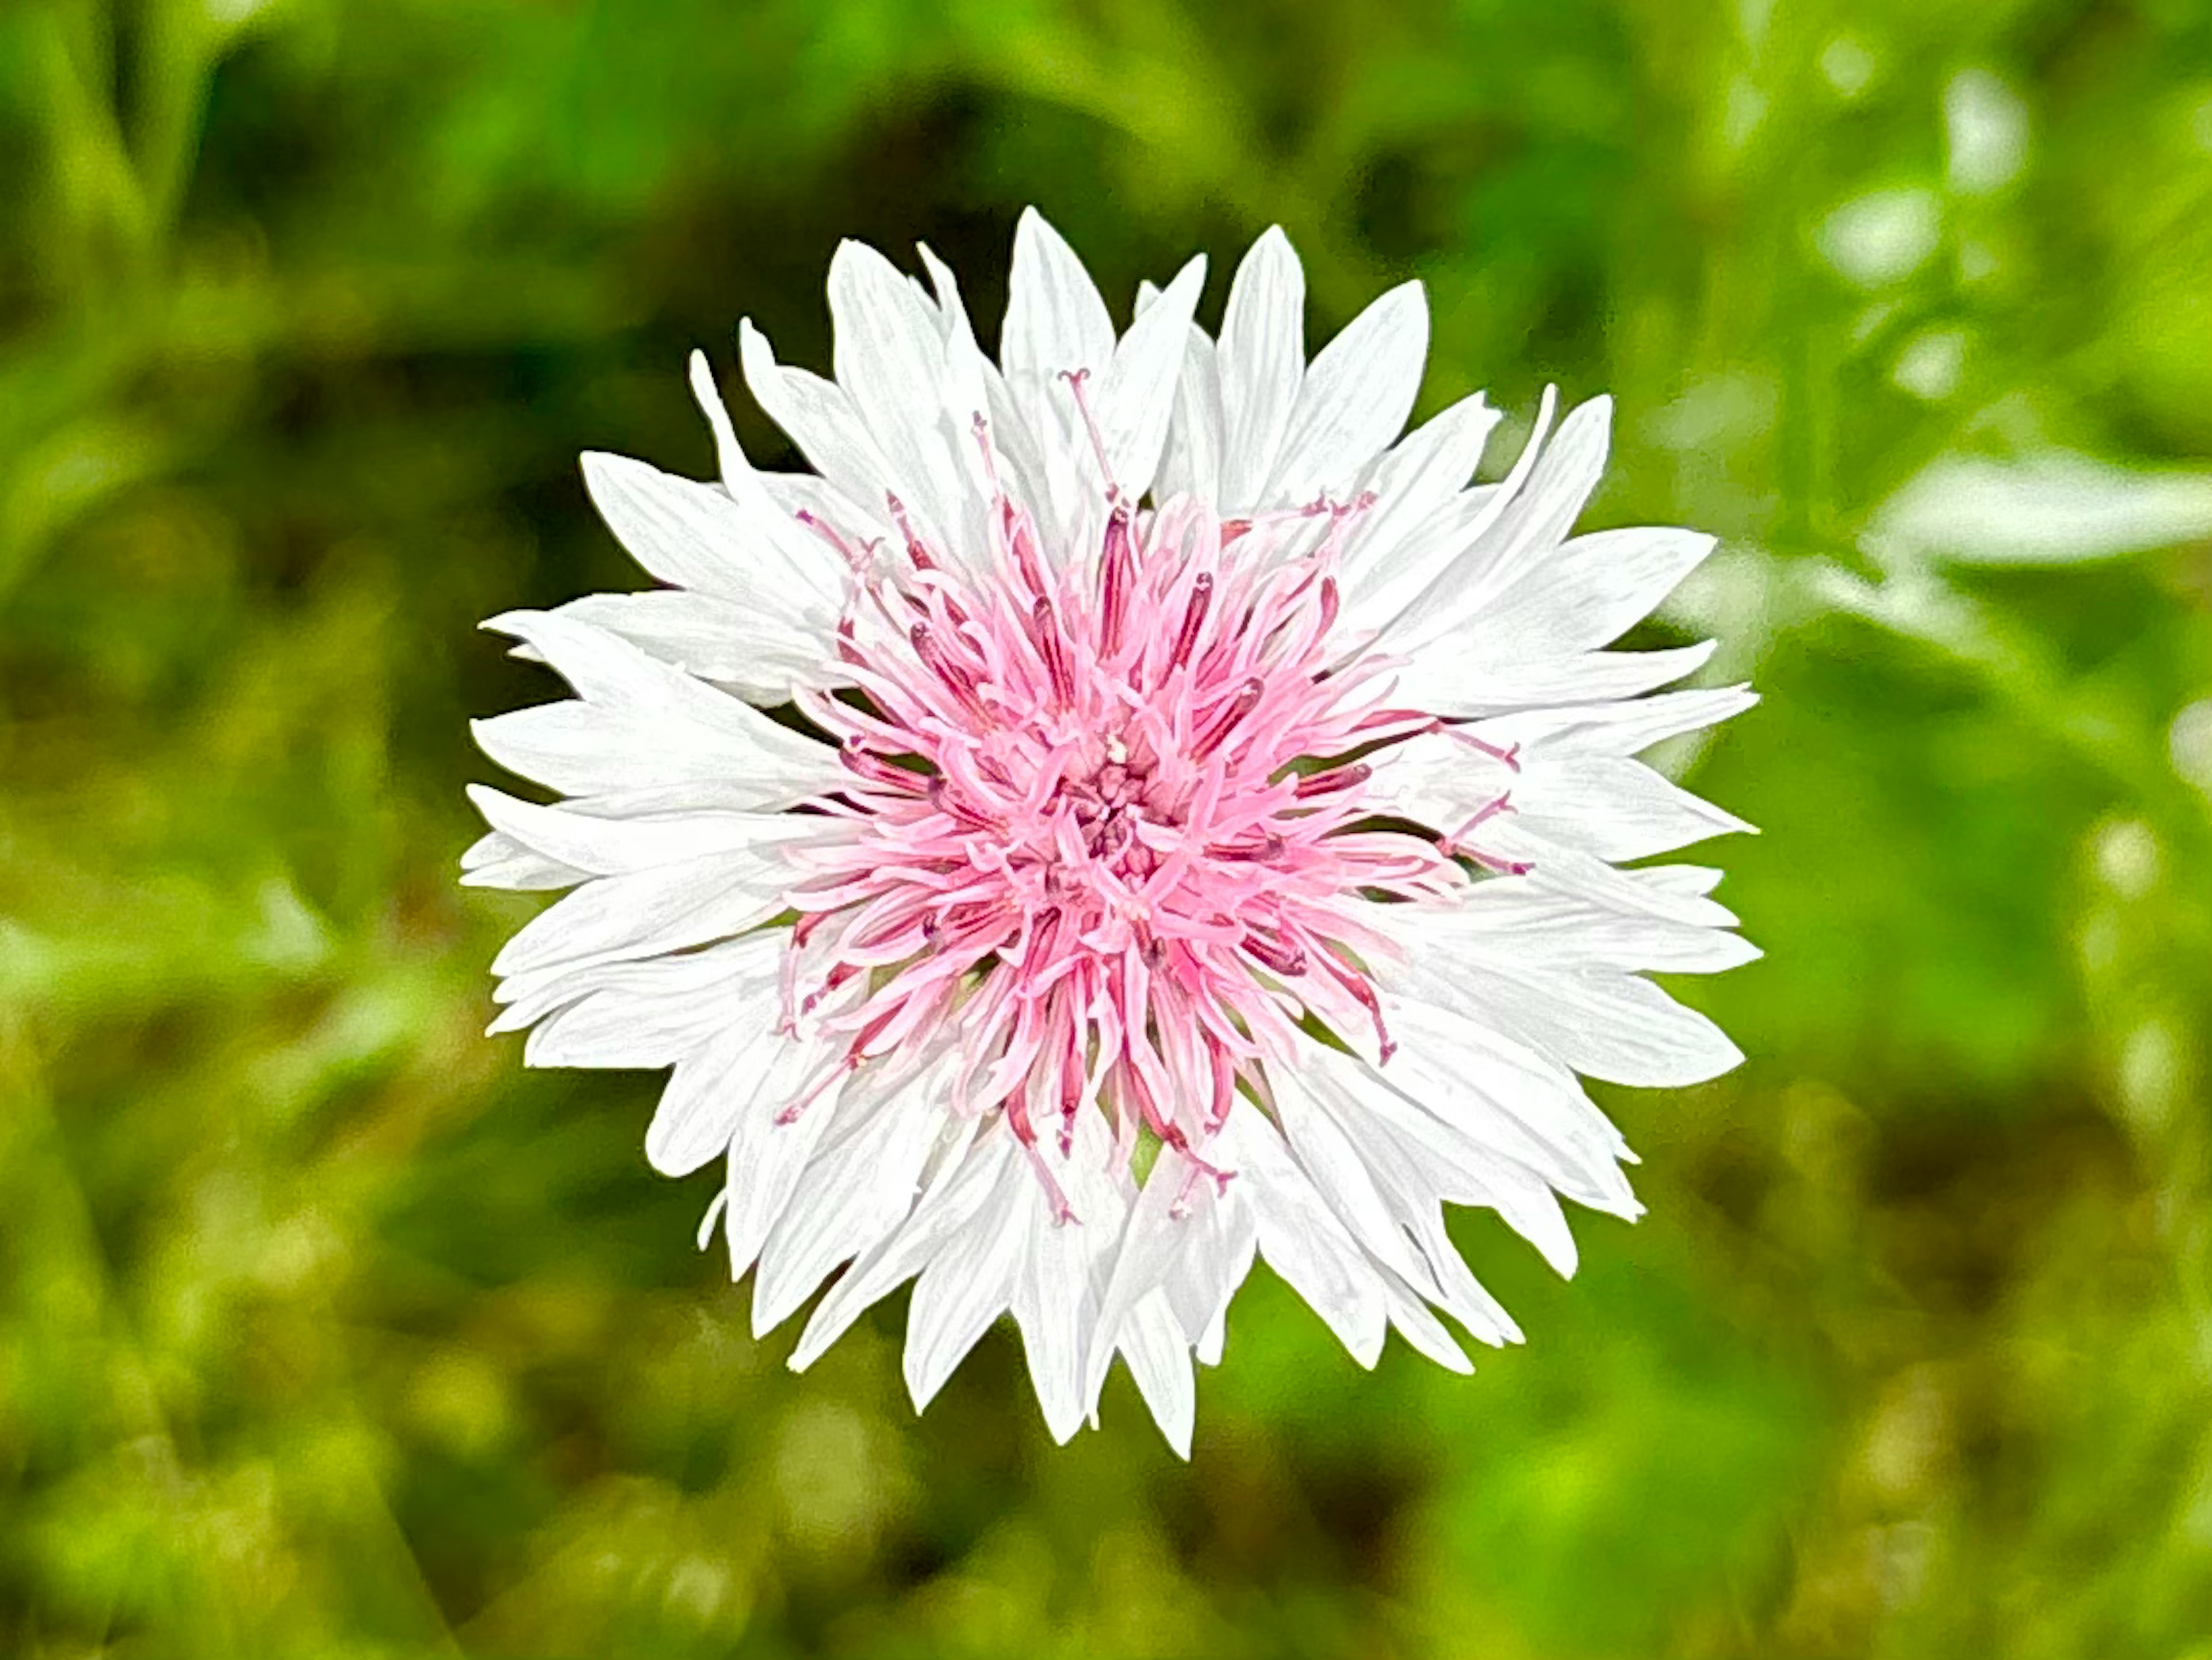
[7,1,2212,1654]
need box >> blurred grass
[4,1,2212,1655]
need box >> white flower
[465,210,1758,1454]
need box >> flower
[464,210,1758,1454]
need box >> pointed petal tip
[476,609,537,639]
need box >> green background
[7,1,2212,1654]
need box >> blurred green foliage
[5,0,2212,1655]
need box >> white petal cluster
[465,210,1757,1453]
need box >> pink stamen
[1099,503,1135,659]
[1032,597,1075,704]
[839,742,923,793]
[1058,367,1114,491]
[1206,831,1285,863]
[796,509,870,572]
[1192,676,1265,760]
[1240,930,1307,977]
[775,1059,851,1126]
[1441,724,1523,771]
[1171,573,1213,670]
[785,455,1485,1213]
[1293,761,1369,798]
[909,621,990,721]
[885,492,934,572]
[1440,792,1514,856]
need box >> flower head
[466,211,1757,1453]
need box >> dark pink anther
[1031,597,1075,703]
[1171,572,1213,670]
[885,491,934,571]
[1240,931,1308,976]
[1058,1022,1084,1154]
[1205,831,1286,863]
[1024,907,1063,971]
[1099,502,1135,658]
[1293,761,1369,798]
[927,775,1006,834]
[1465,849,1535,877]
[1009,511,1047,597]
[839,741,922,792]
[1192,676,1266,760]
[910,620,990,720]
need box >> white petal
[1000,210,1119,556]
[1337,393,1501,632]
[1008,1111,1124,1442]
[579,449,839,624]
[1376,386,1562,647]
[459,831,587,891]
[685,350,749,495]
[1506,754,1757,862]
[492,931,778,1040]
[1265,281,1429,504]
[1002,207,1116,386]
[519,945,779,1073]
[473,610,843,801]
[1476,525,1718,660]
[487,837,808,981]
[646,1007,817,1178]
[827,239,970,546]
[468,787,820,876]
[1471,685,1759,760]
[1196,1307,1228,1369]
[1393,640,1719,718]
[719,1045,851,1268]
[1369,998,1638,1214]
[1399,950,1744,1088]
[542,590,825,702]
[905,1182,1025,1409]
[1154,316,1224,505]
[1097,254,1205,499]
[1397,877,1759,977]
[1293,1047,1554,1314]
[1218,1106,1388,1366]
[1381,1278,1473,1373]
[1216,226,1306,504]
[1116,1292,1196,1457]
[791,1128,1015,1370]
[1092,1145,1260,1365]
[738,320,906,537]
[1267,1063,1445,1288]
[752,1051,957,1335]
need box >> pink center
[777,389,1513,1218]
